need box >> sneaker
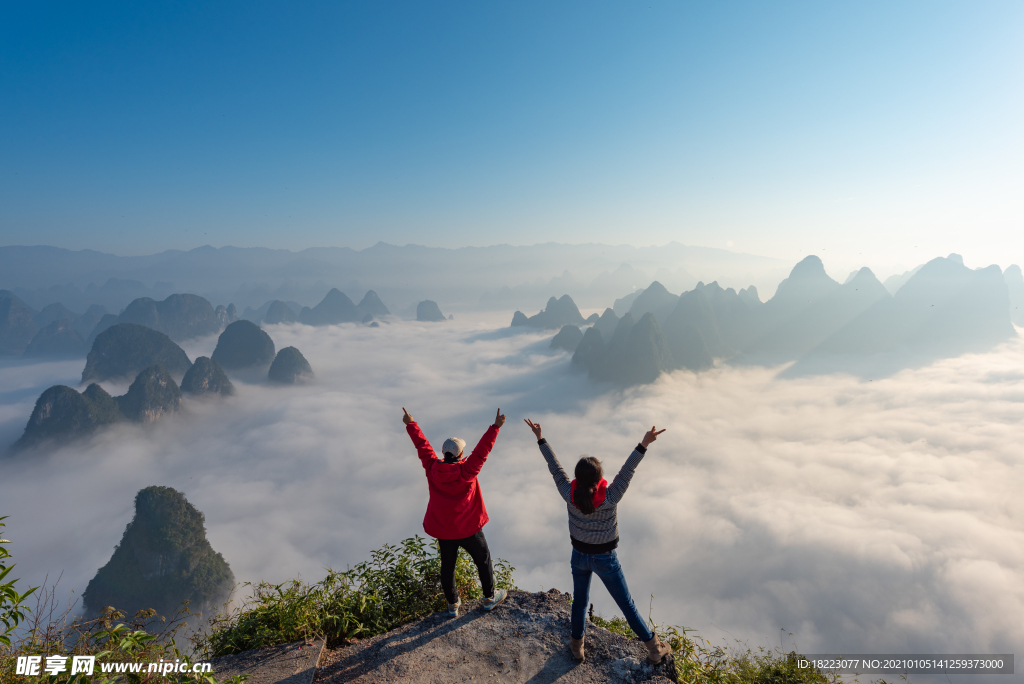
[482,589,507,611]
[447,595,461,617]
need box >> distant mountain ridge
[0,242,792,314]
[568,253,1019,384]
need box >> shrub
[193,535,515,657]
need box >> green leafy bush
[193,535,516,657]
[0,517,37,648]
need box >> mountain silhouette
[516,295,585,329]
[358,290,391,316]
[790,255,1017,375]
[627,281,678,323]
[615,312,675,385]
[747,256,840,344]
[550,325,583,352]
[745,267,890,361]
[263,300,298,325]
[74,304,109,339]
[15,384,123,449]
[300,288,363,325]
[695,281,760,351]
[211,320,275,369]
[23,319,86,358]
[588,313,634,382]
[119,294,221,341]
[416,300,447,322]
[661,290,718,370]
[268,346,314,384]
[572,327,605,369]
[592,308,620,340]
[0,295,39,354]
[34,302,79,328]
[117,365,182,423]
[83,323,192,382]
[181,357,235,396]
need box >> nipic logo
[15,655,213,677]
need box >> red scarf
[569,478,608,510]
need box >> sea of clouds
[2,313,1022,681]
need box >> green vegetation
[194,535,515,657]
[2,517,233,684]
[83,487,233,620]
[1,518,37,648]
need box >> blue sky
[1,1,1021,273]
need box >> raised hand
[402,407,414,425]
[524,418,542,440]
[493,408,506,428]
[641,425,666,447]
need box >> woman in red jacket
[403,406,508,616]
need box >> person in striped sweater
[524,418,670,665]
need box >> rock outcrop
[358,290,391,317]
[116,364,182,423]
[82,486,234,619]
[300,289,363,325]
[15,384,123,448]
[550,325,583,352]
[118,294,221,341]
[82,323,192,382]
[180,357,234,396]
[211,320,276,369]
[23,319,87,358]
[510,310,529,326]
[314,589,677,684]
[416,300,446,322]
[268,347,314,384]
[263,300,298,325]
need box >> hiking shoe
[569,636,585,662]
[482,589,507,611]
[644,635,670,664]
[447,596,461,617]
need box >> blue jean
[570,548,653,642]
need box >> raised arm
[403,407,439,472]
[526,419,572,503]
[463,409,505,477]
[606,425,665,504]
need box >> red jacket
[406,421,499,540]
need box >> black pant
[438,530,494,605]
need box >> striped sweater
[538,438,647,553]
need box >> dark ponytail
[573,456,603,514]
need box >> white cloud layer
[2,315,1022,681]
